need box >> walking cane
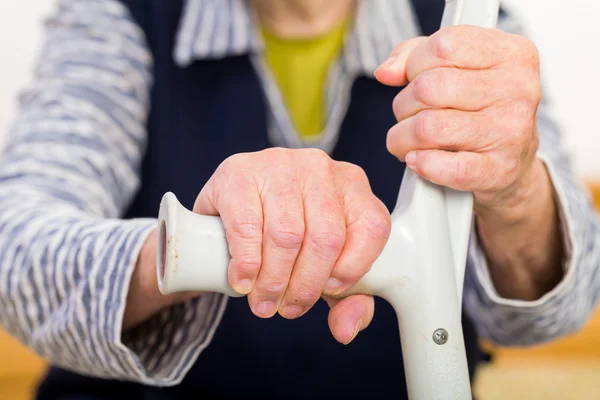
[156,1,500,398]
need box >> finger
[404,26,517,82]
[326,294,374,344]
[405,149,495,192]
[279,175,346,319]
[387,109,495,161]
[392,68,507,122]
[194,170,264,296]
[374,37,427,87]
[249,179,305,318]
[322,164,391,297]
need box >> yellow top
[260,20,349,139]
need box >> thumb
[374,37,426,87]
[323,294,374,345]
[194,177,219,216]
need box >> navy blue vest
[37,1,493,398]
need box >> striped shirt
[0,0,599,386]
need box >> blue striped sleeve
[0,0,225,384]
[463,11,600,346]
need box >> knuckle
[392,92,404,119]
[287,281,322,303]
[260,279,289,296]
[512,74,541,105]
[302,148,333,174]
[303,147,330,163]
[261,147,289,159]
[333,268,364,286]
[221,152,242,166]
[519,36,540,63]
[308,225,346,256]
[230,215,263,241]
[362,205,392,241]
[335,267,371,289]
[224,151,258,167]
[431,27,458,61]
[218,153,246,175]
[232,257,262,276]
[515,39,542,102]
[509,99,539,130]
[413,71,440,106]
[343,162,369,182]
[260,147,295,168]
[529,45,541,69]
[270,222,305,250]
[526,81,542,104]
[414,110,438,144]
[516,119,535,143]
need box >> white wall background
[503,0,600,178]
[0,2,54,149]
[0,1,599,177]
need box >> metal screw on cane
[433,328,448,345]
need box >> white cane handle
[157,1,500,398]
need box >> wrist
[473,158,564,300]
[123,227,203,330]
[474,158,547,227]
[123,228,174,330]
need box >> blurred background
[0,1,599,399]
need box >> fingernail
[280,305,305,319]
[235,279,253,294]
[405,151,417,165]
[344,319,364,345]
[256,301,276,317]
[324,277,343,295]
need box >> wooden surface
[0,330,45,399]
[0,331,45,377]
[483,307,600,361]
[1,183,600,398]
[473,359,600,399]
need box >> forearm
[0,0,227,383]
[0,188,156,378]
[475,158,565,301]
[0,185,228,384]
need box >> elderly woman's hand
[376,26,564,300]
[194,148,391,343]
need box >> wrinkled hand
[194,148,391,344]
[376,26,543,217]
